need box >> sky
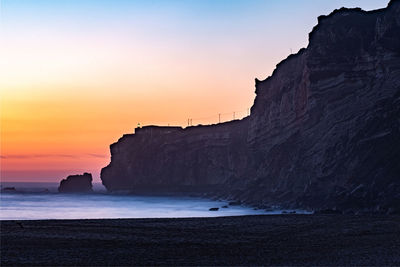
[0,0,387,182]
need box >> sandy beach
[1,214,400,266]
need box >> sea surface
[0,182,297,220]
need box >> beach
[2,214,400,266]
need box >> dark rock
[58,173,93,193]
[222,205,229,208]
[100,1,400,214]
[2,187,17,192]
[209,208,219,211]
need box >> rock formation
[1,187,17,193]
[58,173,93,193]
[101,0,400,214]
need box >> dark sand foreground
[1,215,400,266]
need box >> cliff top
[256,0,397,88]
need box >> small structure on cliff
[58,173,93,193]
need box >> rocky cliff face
[101,121,249,193]
[101,1,400,213]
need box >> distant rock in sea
[58,173,93,193]
[1,187,17,193]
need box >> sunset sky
[0,0,386,182]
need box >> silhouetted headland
[101,0,400,214]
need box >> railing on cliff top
[137,108,250,129]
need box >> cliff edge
[101,0,400,213]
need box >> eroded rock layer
[101,1,400,213]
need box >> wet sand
[1,214,400,266]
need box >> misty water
[0,182,293,220]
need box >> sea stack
[58,173,93,193]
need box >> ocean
[0,182,293,220]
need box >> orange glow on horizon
[1,0,385,183]
[1,80,255,182]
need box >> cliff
[58,173,93,193]
[101,121,249,194]
[101,0,400,213]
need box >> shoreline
[0,212,310,222]
[2,191,311,221]
[2,214,399,265]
